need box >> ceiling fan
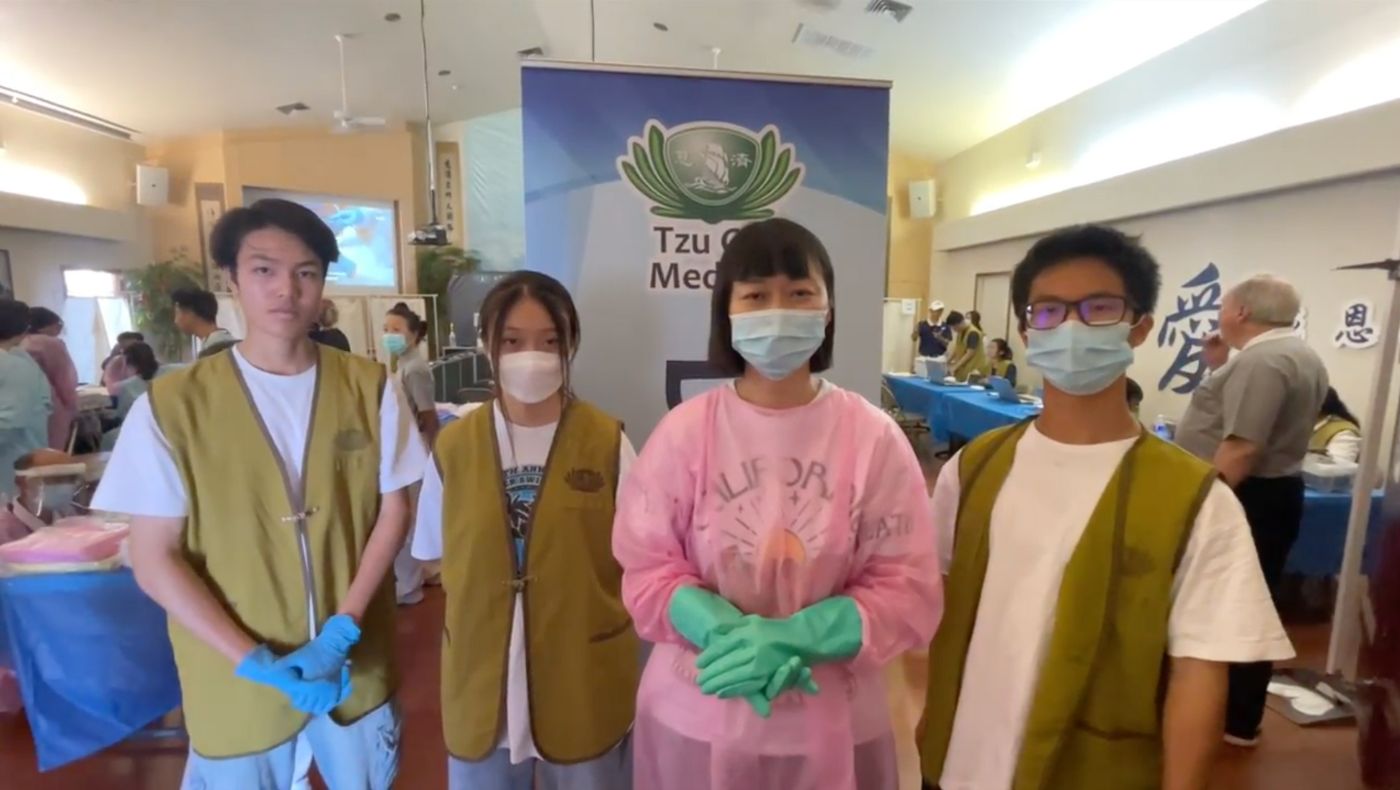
[331,33,386,133]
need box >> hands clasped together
[671,586,863,718]
[234,614,361,715]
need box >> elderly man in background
[1176,274,1328,748]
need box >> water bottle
[448,326,458,348]
[1153,415,1172,441]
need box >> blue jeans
[181,701,401,790]
[448,736,631,790]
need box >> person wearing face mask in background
[412,271,640,790]
[919,225,1291,790]
[383,301,437,606]
[614,218,940,790]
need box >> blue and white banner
[522,62,890,440]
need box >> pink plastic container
[0,520,128,565]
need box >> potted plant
[416,245,480,355]
[124,249,205,361]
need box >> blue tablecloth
[0,569,180,771]
[888,375,1384,578]
[885,374,1038,443]
[1289,489,1387,577]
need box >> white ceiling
[0,0,1287,160]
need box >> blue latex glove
[669,586,817,717]
[236,645,354,715]
[696,596,862,697]
[283,614,361,680]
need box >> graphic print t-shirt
[504,459,545,566]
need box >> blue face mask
[381,333,408,358]
[730,309,828,381]
[1026,321,1135,396]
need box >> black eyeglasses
[1024,296,1132,331]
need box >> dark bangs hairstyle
[1011,224,1162,330]
[210,198,340,280]
[478,271,581,397]
[708,218,836,376]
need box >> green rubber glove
[696,596,862,697]
[669,586,817,717]
[668,585,744,649]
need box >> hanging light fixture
[409,0,448,246]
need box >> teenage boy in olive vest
[94,198,426,789]
[918,225,1292,790]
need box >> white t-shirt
[932,423,1293,790]
[93,346,427,518]
[412,401,637,764]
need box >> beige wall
[932,0,1400,236]
[0,102,151,307]
[886,149,937,303]
[0,101,143,213]
[143,132,225,261]
[144,124,428,291]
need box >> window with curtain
[61,269,134,384]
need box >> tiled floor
[0,588,1369,789]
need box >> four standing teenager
[86,211,1288,790]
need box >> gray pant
[181,701,401,790]
[448,736,631,790]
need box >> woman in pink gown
[20,308,78,450]
[613,218,942,790]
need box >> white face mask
[497,351,564,404]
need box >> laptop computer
[986,376,1021,403]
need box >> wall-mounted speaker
[136,164,169,207]
[908,179,937,219]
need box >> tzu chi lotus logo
[617,121,805,224]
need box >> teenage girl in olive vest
[987,338,1018,388]
[410,271,640,790]
[1310,386,1361,464]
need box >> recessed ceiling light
[438,69,451,76]
[384,12,401,22]
[653,22,669,32]
[451,84,460,91]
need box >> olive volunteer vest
[149,347,395,758]
[989,359,1013,381]
[1310,416,1360,454]
[951,328,989,381]
[436,399,639,763]
[919,421,1216,790]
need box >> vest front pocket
[588,617,634,644]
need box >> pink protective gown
[21,335,78,450]
[613,384,942,790]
